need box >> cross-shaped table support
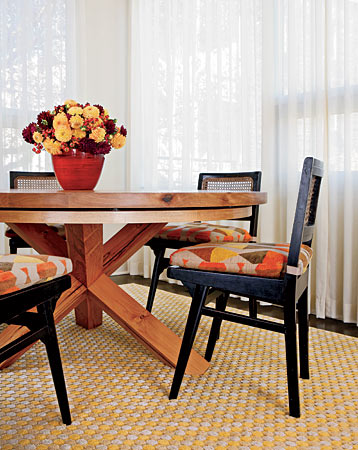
[0,189,267,374]
[0,222,210,374]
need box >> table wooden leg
[103,223,166,275]
[0,221,210,376]
[7,223,68,256]
[65,224,104,329]
[89,274,210,375]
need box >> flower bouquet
[22,100,127,189]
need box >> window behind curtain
[0,0,77,187]
[130,0,262,190]
[130,0,358,323]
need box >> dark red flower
[37,111,53,129]
[22,122,37,144]
[78,138,111,155]
[95,141,111,155]
[94,104,104,114]
[105,119,116,135]
[120,125,127,137]
[78,137,98,154]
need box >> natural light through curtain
[128,0,263,278]
[129,0,358,323]
[0,0,78,253]
[130,0,262,191]
[268,0,358,324]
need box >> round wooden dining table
[0,189,267,375]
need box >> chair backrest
[197,171,262,236]
[9,171,60,190]
[287,157,324,270]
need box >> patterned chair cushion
[155,222,252,244]
[0,254,73,296]
[5,224,66,239]
[170,242,313,278]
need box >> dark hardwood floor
[113,274,358,338]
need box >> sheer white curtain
[129,0,358,324]
[263,0,358,324]
[0,0,79,252]
[128,0,263,277]
[129,0,262,191]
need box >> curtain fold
[129,0,358,324]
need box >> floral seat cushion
[155,222,252,244]
[0,254,73,296]
[5,224,66,239]
[170,242,312,278]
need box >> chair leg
[38,301,72,425]
[248,297,257,318]
[9,239,17,254]
[146,247,167,312]
[205,292,229,361]
[297,288,309,379]
[284,302,300,418]
[169,285,209,400]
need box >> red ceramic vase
[52,150,105,190]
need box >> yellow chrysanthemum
[103,108,109,117]
[55,126,72,142]
[72,129,86,139]
[68,106,83,116]
[33,131,44,143]
[111,133,126,149]
[43,138,62,155]
[83,105,100,119]
[53,112,69,129]
[65,99,78,107]
[70,114,84,129]
[89,127,106,143]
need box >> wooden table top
[0,190,267,224]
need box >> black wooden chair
[167,157,323,417]
[0,254,73,425]
[5,171,63,254]
[145,171,262,314]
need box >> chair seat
[5,224,66,239]
[155,222,252,244]
[0,254,73,295]
[170,242,312,278]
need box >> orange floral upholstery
[170,242,312,278]
[155,222,252,244]
[0,254,73,295]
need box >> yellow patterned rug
[1,284,357,450]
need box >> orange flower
[72,129,86,139]
[43,138,62,155]
[111,133,126,149]
[33,131,44,143]
[64,99,78,107]
[53,112,69,129]
[23,101,126,157]
[69,115,84,129]
[89,127,106,143]
[55,126,72,142]
[83,105,100,119]
[68,106,83,116]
